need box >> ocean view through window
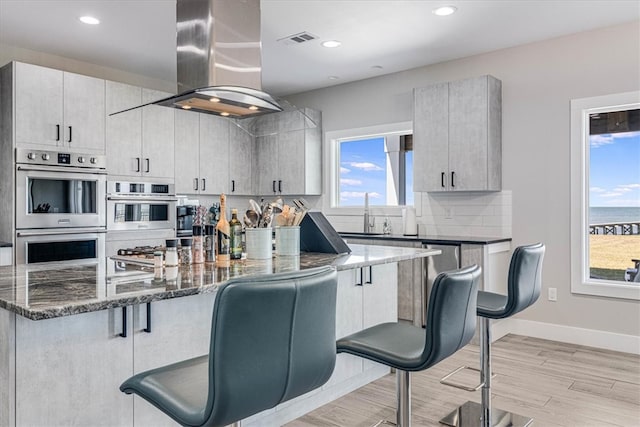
[571,92,640,300]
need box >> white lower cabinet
[9,294,215,427]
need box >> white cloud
[601,192,624,198]
[603,198,640,207]
[616,183,640,191]
[590,187,606,193]
[340,167,351,174]
[340,178,362,186]
[346,162,383,171]
[340,191,382,199]
[590,135,614,148]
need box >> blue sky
[589,131,640,207]
[339,137,414,207]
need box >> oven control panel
[16,148,106,169]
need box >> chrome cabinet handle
[202,179,206,191]
[231,180,235,192]
[145,158,150,173]
[68,126,72,143]
[272,180,276,193]
[56,124,60,141]
[135,157,141,172]
[194,178,198,191]
[441,172,446,188]
[278,180,282,193]
[451,171,455,188]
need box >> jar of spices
[153,251,164,268]
[204,225,215,263]
[192,225,204,264]
[165,239,179,266]
[180,238,193,265]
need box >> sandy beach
[589,234,640,269]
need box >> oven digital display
[58,153,70,164]
[151,184,169,194]
[129,183,145,193]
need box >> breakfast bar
[0,244,439,426]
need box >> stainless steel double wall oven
[15,148,107,264]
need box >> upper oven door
[16,165,107,229]
[106,196,177,232]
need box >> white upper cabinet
[14,62,105,153]
[414,75,502,192]
[106,82,174,180]
[252,108,322,196]
[229,123,253,195]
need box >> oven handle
[17,165,107,175]
[17,228,107,237]
[107,196,178,202]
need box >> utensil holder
[275,226,300,256]
[246,227,273,259]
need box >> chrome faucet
[363,192,375,233]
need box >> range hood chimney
[112,0,282,118]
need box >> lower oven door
[16,228,106,264]
[107,197,177,232]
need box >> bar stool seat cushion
[476,291,508,318]
[121,356,208,426]
[336,322,425,370]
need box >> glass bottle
[204,224,215,263]
[216,194,230,267]
[192,225,204,264]
[180,238,193,265]
[230,208,243,260]
[165,239,179,267]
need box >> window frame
[570,91,640,301]
[324,121,420,217]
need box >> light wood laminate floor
[287,334,640,427]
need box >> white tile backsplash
[326,190,512,238]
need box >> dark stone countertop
[339,232,512,245]
[0,242,12,247]
[0,244,440,321]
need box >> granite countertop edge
[0,245,439,321]
[339,233,512,245]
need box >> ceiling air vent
[278,31,318,46]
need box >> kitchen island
[0,244,439,427]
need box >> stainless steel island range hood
[112,0,282,118]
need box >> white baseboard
[501,318,640,355]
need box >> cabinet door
[253,134,279,196]
[362,263,398,372]
[132,295,214,426]
[325,269,364,388]
[199,114,229,195]
[142,89,175,180]
[277,129,305,195]
[448,76,488,191]
[175,110,201,194]
[229,124,253,195]
[15,308,133,426]
[63,72,105,153]
[106,81,143,177]
[413,83,449,192]
[15,62,63,147]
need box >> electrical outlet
[548,287,557,301]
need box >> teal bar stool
[120,266,337,427]
[337,264,482,427]
[440,243,545,427]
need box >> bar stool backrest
[421,264,482,370]
[203,266,338,426]
[504,243,545,318]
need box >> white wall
[0,43,176,93]
[287,21,640,337]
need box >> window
[332,124,413,207]
[570,91,640,300]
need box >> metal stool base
[439,401,533,427]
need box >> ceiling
[0,1,638,97]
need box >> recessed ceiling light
[248,105,259,111]
[181,105,192,110]
[79,16,100,25]
[328,76,340,80]
[220,112,230,117]
[432,6,457,16]
[209,97,220,103]
[321,40,342,48]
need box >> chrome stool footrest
[439,401,533,427]
[440,365,495,392]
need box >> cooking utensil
[246,210,259,228]
[249,199,262,216]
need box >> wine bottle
[216,194,230,266]
[229,208,243,260]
